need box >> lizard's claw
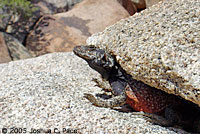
[92,78,99,85]
[84,93,97,104]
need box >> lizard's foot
[92,78,112,92]
[84,93,126,108]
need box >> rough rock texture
[87,0,200,106]
[0,32,11,63]
[2,32,32,61]
[145,0,163,8]
[0,52,188,134]
[26,0,129,56]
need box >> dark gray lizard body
[74,45,126,96]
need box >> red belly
[125,87,169,113]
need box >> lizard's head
[73,45,115,79]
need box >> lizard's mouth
[73,45,98,60]
[73,45,115,68]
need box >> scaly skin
[73,45,200,132]
[125,80,175,114]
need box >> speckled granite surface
[87,0,200,106]
[0,52,188,134]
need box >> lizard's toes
[91,78,101,87]
[84,93,96,102]
[92,78,98,83]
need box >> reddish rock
[118,0,146,15]
[26,0,130,56]
[0,33,11,63]
[118,0,138,15]
[131,0,146,10]
[0,0,82,44]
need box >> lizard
[73,45,200,132]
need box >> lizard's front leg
[92,78,112,92]
[84,93,126,108]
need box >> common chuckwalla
[73,45,200,132]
